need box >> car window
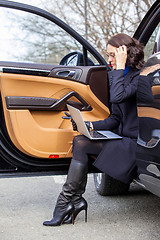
[0,7,99,65]
[144,23,160,61]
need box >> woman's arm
[92,104,120,130]
[137,75,154,103]
[108,69,139,103]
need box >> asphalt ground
[0,174,159,240]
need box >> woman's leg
[43,135,105,226]
[72,135,105,164]
[63,135,105,224]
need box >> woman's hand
[115,45,127,70]
[62,112,93,132]
[62,112,78,131]
[140,64,160,76]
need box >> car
[0,0,159,197]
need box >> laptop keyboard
[90,130,107,138]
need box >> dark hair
[107,33,144,70]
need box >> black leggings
[72,135,107,165]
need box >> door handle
[56,70,76,78]
[6,91,92,111]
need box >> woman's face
[106,44,118,70]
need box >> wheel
[93,173,130,196]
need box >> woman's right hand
[62,112,78,131]
[62,112,93,132]
[71,118,78,131]
[115,45,127,70]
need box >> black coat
[92,68,140,184]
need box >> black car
[0,0,159,197]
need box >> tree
[39,0,155,57]
[6,0,155,63]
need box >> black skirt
[93,137,137,184]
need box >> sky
[0,0,81,63]
[11,0,42,7]
[0,0,44,61]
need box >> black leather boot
[43,194,74,226]
[63,164,88,224]
[63,197,88,224]
[43,159,88,226]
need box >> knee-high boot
[43,159,88,226]
[63,173,88,224]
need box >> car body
[0,0,159,197]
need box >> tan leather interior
[138,83,160,120]
[0,72,110,158]
[152,85,160,96]
[138,107,160,120]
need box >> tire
[93,173,130,196]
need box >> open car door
[0,0,110,174]
[134,0,160,197]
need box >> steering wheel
[59,51,95,66]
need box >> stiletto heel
[72,213,74,225]
[73,198,88,223]
[63,197,88,224]
[85,208,87,222]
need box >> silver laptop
[67,105,122,140]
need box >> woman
[43,33,144,226]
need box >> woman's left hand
[115,45,127,70]
[140,64,160,76]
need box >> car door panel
[136,53,160,196]
[135,0,160,197]
[0,65,109,159]
[138,107,160,120]
[0,0,110,172]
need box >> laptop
[67,104,122,140]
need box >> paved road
[0,174,159,240]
